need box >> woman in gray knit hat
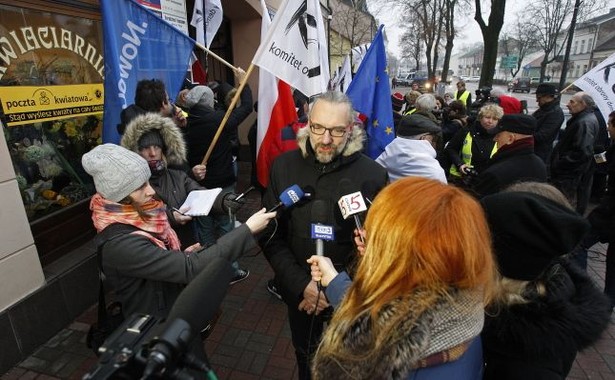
[82,143,275,329]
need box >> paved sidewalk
[3,164,615,379]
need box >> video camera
[468,87,500,118]
[83,314,212,379]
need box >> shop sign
[0,84,104,126]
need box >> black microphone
[142,256,234,377]
[360,180,382,206]
[311,200,334,256]
[268,184,305,212]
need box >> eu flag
[346,25,395,159]
[101,0,196,144]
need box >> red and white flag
[256,0,299,187]
[252,0,330,98]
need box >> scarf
[313,288,484,379]
[90,193,181,250]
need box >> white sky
[368,0,615,60]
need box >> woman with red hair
[308,177,496,379]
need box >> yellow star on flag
[385,126,393,135]
[373,119,379,127]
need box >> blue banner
[346,25,394,159]
[101,0,195,143]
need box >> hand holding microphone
[307,255,338,287]
[245,208,277,234]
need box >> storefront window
[0,4,104,221]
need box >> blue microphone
[267,184,305,212]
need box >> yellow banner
[0,84,104,126]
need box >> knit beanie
[481,192,590,281]
[82,144,151,202]
[138,129,165,151]
[391,92,405,112]
[183,85,214,109]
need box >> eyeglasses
[309,122,347,137]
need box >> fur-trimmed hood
[296,124,365,159]
[482,257,611,375]
[120,113,187,167]
[313,289,484,379]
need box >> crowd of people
[81,69,615,379]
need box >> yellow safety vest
[454,90,470,107]
[449,132,498,177]
[404,107,417,116]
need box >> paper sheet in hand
[180,188,223,216]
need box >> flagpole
[195,41,237,71]
[201,63,256,165]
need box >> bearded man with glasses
[259,91,388,380]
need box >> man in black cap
[375,113,446,183]
[532,83,564,164]
[473,114,547,197]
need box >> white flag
[190,0,223,48]
[253,0,330,98]
[351,43,370,71]
[338,54,352,93]
[190,0,205,46]
[573,53,615,124]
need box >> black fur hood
[483,258,611,362]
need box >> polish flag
[256,0,298,187]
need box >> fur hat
[397,114,441,138]
[391,92,405,112]
[82,144,150,202]
[535,83,558,97]
[481,192,589,281]
[490,114,536,135]
[183,85,214,109]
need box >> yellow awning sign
[0,84,104,126]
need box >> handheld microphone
[338,179,368,243]
[311,200,334,256]
[268,184,305,212]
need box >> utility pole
[559,0,582,91]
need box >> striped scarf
[90,193,181,250]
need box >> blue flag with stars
[346,25,394,159]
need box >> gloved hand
[222,192,246,214]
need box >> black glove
[222,192,246,214]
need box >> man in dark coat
[473,114,547,197]
[260,91,388,380]
[532,83,564,164]
[550,92,600,214]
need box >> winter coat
[482,258,611,380]
[445,121,497,174]
[587,143,615,242]
[260,126,388,306]
[550,109,599,179]
[472,138,547,197]
[376,138,447,183]
[121,113,205,247]
[96,223,257,319]
[315,272,485,380]
[183,86,253,188]
[532,99,564,163]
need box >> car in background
[508,77,531,93]
[466,75,480,82]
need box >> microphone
[338,179,368,243]
[311,200,334,256]
[360,180,382,206]
[267,184,305,212]
[142,256,234,377]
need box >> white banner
[573,53,615,124]
[352,43,370,71]
[252,0,330,98]
[190,0,223,48]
